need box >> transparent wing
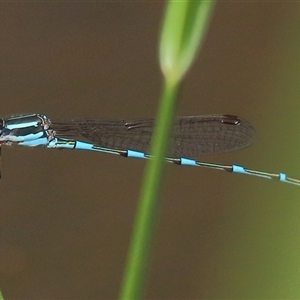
[51,115,256,157]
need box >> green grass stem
[119,1,215,299]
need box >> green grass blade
[160,1,216,84]
[119,1,215,299]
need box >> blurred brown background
[1,2,300,299]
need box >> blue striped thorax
[0,114,54,146]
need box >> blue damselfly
[0,113,299,186]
